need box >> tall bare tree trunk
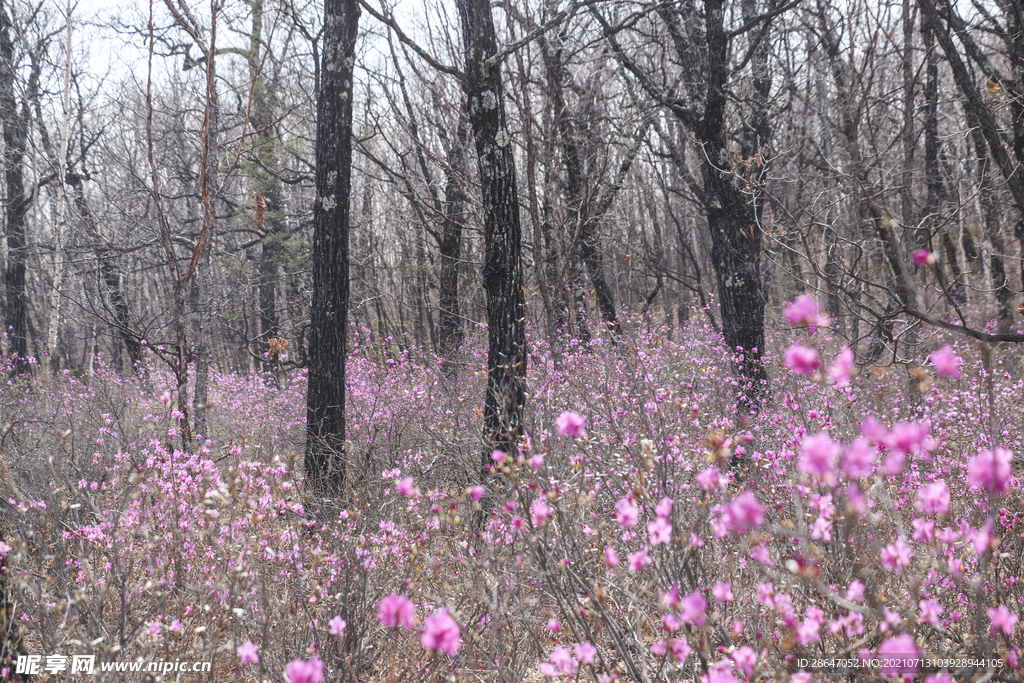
[305,0,359,495]
[1,0,30,372]
[456,0,527,473]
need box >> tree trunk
[438,117,468,374]
[305,0,359,496]
[456,0,527,471]
[700,0,768,396]
[1,0,30,371]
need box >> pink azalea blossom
[916,481,950,515]
[912,248,935,266]
[378,594,416,628]
[574,642,597,665]
[784,345,821,376]
[614,496,639,527]
[547,618,561,632]
[555,411,586,438]
[842,439,876,478]
[627,547,650,572]
[859,415,887,443]
[911,518,934,542]
[680,590,707,626]
[846,580,865,602]
[328,615,346,637]
[713,580,734,602]
[876,634,921,677]
[791,671,813,683]
[661,613,681,632]
[731,646,757,679]
[799,432,840,480]
[420,608,461,656]
[669,638,691,663]
[929,345,962,379]
[719,491,764,535]
[604,545,620,566]
[396,476,416,497]
[988,605,1019,636]
[547,646,577,675]
[918,599,943,626]
[696,466,728,491]
[880,538,914,571]
[924,674,954,683]
[750,544,772,564]
[967,447,1014,494]
[469,485,485,501]
[529,454,545,468]
[284,658,324,683]
[784,294,829,333]
[237,641,259,665]
[828,346,855,385]
[531,498,554,525]
[655,496,674,519]
[647,517,672,545]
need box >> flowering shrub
[0,305,1021,682]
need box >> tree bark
[456,0,528,470]
[305,0,359,496]
[1,0,30,371]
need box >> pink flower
[799,432,840,480]
[970,518,993,557]
[574,642,597,665]
[669,638,691,663]
[420,608,461,656]
[911,518,934,542]
[696,466,728,491]
[925,675,954,683]
[967,447,1013,494]
[469,485,485,501]
[378,594,416,628]
[719,491,764,535]
[784,345,821,376]
[876,634,921,677]
[859,414,887,443]
[491,450,506,463]
[912,248,935,266]
[702,661,741,683]
[547,646,577,675]
[680,590,707,626]
[169,619,182,633]
[713,580,734,602]
[284,657,325,683]
[929,345,962,378]
[396,476,416,497]
[547,618,561,632]
[147,621,162,638]
[916,481,950,515]
[784,294,829,333]
[880,538,914,571]
[661,613,681,632]
[237,641,259,665]
[531,498,554,525]
[555,411,586,438]
[329,616,346,637]
[828,346,855,385]
[731,646,757,679]
[846,580,865,602]
[655,496,674,519]
[604,545,620,566]
[988,605,1019,636]
[791,672,813,683]
[627,547,650,571]
[750,544,772,564]
[529,454,544,468]
[614,496,639,527]
[918,599,942,626]
[795,617,821,646]
[647,517,672,546]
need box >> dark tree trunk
[1,0,29,371]
[456,0,527,468]
[699,0,768,395]
[305,0,359,496]
[437,117,468,374]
